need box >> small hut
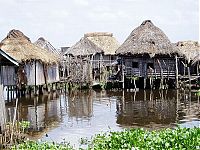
[64,37,103,84]
[84,32,120,67]
[34,37,60,83]
[116,20,179,89]
[64,32,120,85]
[175,41,200,76]
[0,29,59,93]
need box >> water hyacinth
[11,127,199,150]
[88,127,200,150]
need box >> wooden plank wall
[124,57,176,78]
[47,64,60,83]
[25,61,45,85]
[1,66,16,86]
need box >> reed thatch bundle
[0,30,59,64]
[116,20,176,57]
[175,41,200,63]
[85,32,120,55]
[65,37,103,56]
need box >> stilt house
[116,20,180,88]
[175,41,200,76]
[0,30,59,89]
[34,37,60,83]
[64,32,119,84]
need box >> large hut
[34,37,60,83]
[0,29,59,92]
[116,20,179,89]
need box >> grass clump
[88,127,200,150]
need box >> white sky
[0,0,199,48]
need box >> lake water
[5,89,200,147]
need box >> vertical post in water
[34,60,37,95]
[122,64,125,89]
[0,84,6,133]
[187,66,191,90]
[175,55,179,89]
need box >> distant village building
[63,32,120,85]
[175,41,200,76]
[116,20,181,89]
[0,30,59,93]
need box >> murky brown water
[5,89,200,146]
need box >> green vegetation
[88,127,200,150]
[11,127,200,150]
[12,141,73,150]
[19,121,30,133]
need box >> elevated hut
[84,32,120,67]
[116,20,179,89]
[64,33,120,85]
[34,37,60,83]
[0,29,59,93]
[64,36,103,84]
[175,41,200,75]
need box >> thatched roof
[116,20,176,57]
[85,32,120,55]
[175,41,200,63]
[0,30,58,64]
[65,37,103,56]
[34,37,60,55]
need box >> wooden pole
[122,64,125,89]
[187,66,191,90]
[175,55,179,89]
[34,60,37,95]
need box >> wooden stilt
[187,66,191,90]
[175,55,179,89]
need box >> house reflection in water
[116,90,178,128]
[6,92,61,131]
[68,90,93,121]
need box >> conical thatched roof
[175,41,200,63]
[0,29,58,64]
[116,20,176,57]
[34,37,60,55]
[65,37,103,56]
[84,32,120,55]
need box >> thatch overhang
[85,32,120,55]
[175,41,200,64]
[0,29,59,64]
[116,20,177,57]
[65,37,103,57]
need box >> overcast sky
[0,0,199,48]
